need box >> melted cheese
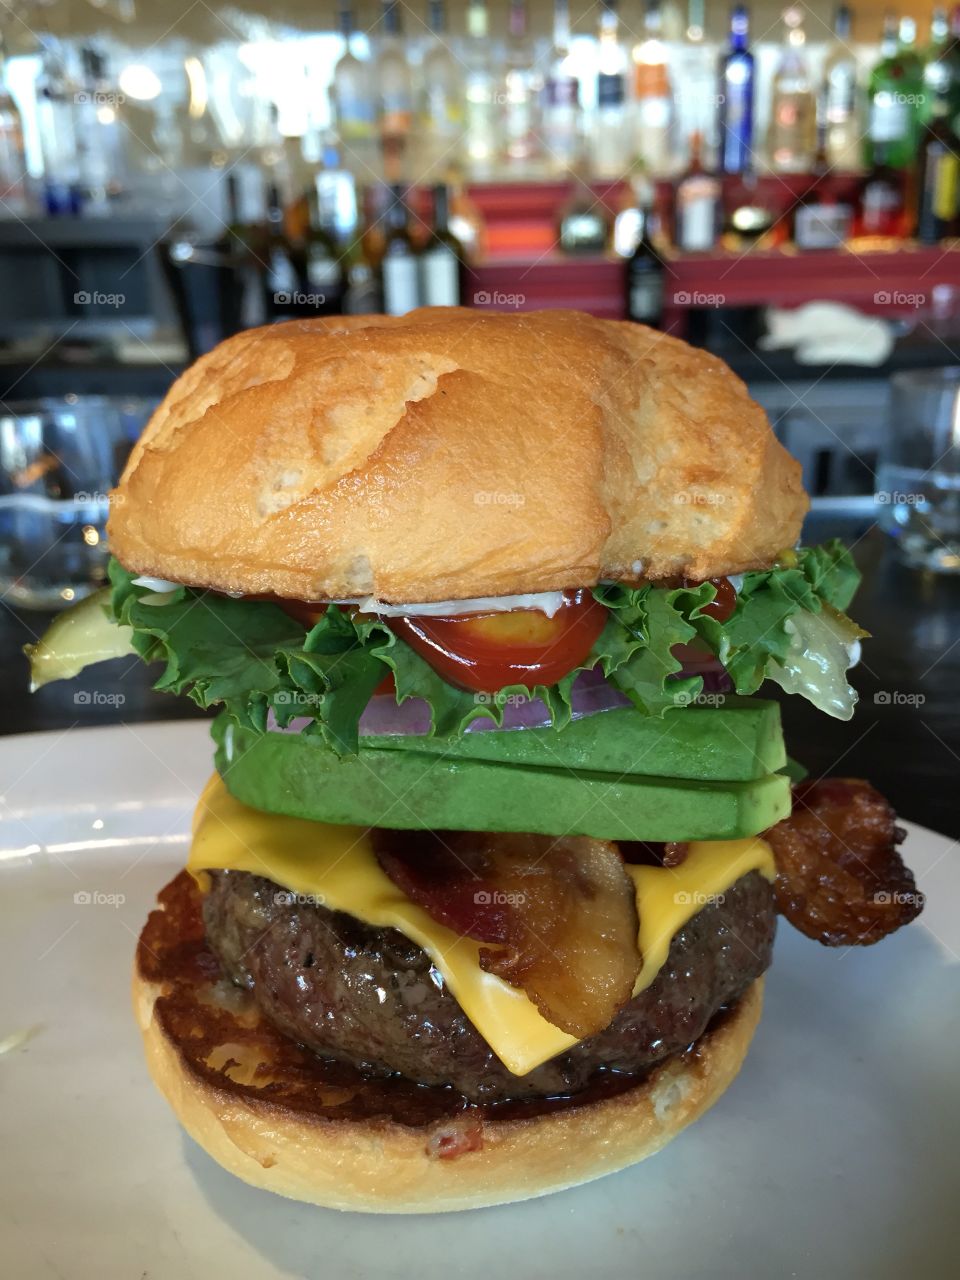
[189,776,775,1077]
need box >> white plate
[0,723,956,1279]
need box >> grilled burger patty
[202,869,776,1104]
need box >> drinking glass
[0,396,156,609]
[876,368,960,573]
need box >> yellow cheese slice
[189,775,775,1077]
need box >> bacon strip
[373,830,640,1038]
[765,778,923,946]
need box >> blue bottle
[718,4,755,174]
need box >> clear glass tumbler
[0,396,155,609]
[876,368,960,573]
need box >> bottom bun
[133,870,764,1214]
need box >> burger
[27,309,923,1213]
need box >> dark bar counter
[2,530,958,839]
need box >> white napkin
[758,302,895,366]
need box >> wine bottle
[380,183,419,315]
[418,184,464,307]
[917,95,960,243]
[626,198,665,327]
[301,184,346,316]
[263,181,299,320]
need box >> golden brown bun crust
[109,310,806,600]
[133,869,764,1213]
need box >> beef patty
[202,868,776,1104]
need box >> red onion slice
[266,655,731,738]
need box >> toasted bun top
[109,309,807,601]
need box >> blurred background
[0,0,958,834]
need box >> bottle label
[933,149,959,221]
[381,90,413,137]
[824,71,857,120]
[724,84,750,130]
[383,254,419,315]
[597,73,625,108]
[336,96,376,140]
[794,202,853,248]
[545,76,579,108]
[677,183,720,251]
[635,64,670,100]
[869,93,908,142]
[307,253,343,290]
[419,247,460,307]
[562,212,607,252]
[863,180,900,214]
[630,270,663,323]
[503,100,535,153]
[268,249,298,295]
[421,88,464,134]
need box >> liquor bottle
[377,2,413,154]
[0,33,28,215]
[818,5,860,170]
[897,16,923,76]
[502,0,542,170]
[263,182,300,319]
[626,197,665,327]
[673,131,721,251]
[866,13,923,171]
[923,8,951,109]
[217,173,248,335]
[301,184,346,316]
[633,0,675,177]
[855,142,908,237]
[361,181,391,268]
[948,6,960,119]
[418,184,464,307]
[314,141,360,246]
[463,0,498,177]
[338,177,381,315]
[35,38,83,215]
[557,168,610,255]
[380,184,420,315]
[593,1,631,180]
[612,163,655,258]
[917,95,960,243]
[686,0,707,43]
[724,172,780,247]
[331,3,377,173]
[767,7,817,174]
[542,0,582,175]
[447,169,487,262]
[218,172,266,332]
[793,142,853,249]
[76,45,128,212]
[672,7,720,166]
[419,1,464,175]
[921,7,960,129]
[717,5,755,175]
[343,239,380,315]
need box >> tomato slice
[274,600,330,628]
[386,589,608,694]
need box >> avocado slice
[362,697,786,782]
[213,716,791,842]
